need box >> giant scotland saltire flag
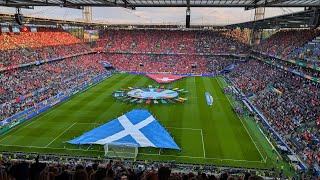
[68,109,180,150]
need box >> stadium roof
[225,10,314,29]
[0,12,225,28]
[0,0,320,8]
[0,13,108,26]
[0,10,315,30]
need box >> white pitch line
[204,156,264,163]
[139,153,265,163]
[0,144,101,152]
[217,78,265,162]
[45,122,76,148]
[235,111,265,161]
[76,122,100,125]
[166,127,205,158]
[0,120,37,143]
[0,144,265,163]
[200,129,206,158]
[0,101,69,143]
[0,75,109,141]
[165,127,202,131]
[0,90,85,142]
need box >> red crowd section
[0,27,319,169]
[0,27,82,50]
[0,54,105,121]
[0,28,90,68]
[103,54,234,75]
[95,29,250,54]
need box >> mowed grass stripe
[0,75,123,146]
[0,74,270,168]
[0,75,119,146]
[215,78,262,160]
[215,77,252,159]
[212,78,261,161]
[199,77,224,158]
[48,75,146,148]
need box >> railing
[0,50,97,73]
[0,72,112,134]
[224,76,308,172]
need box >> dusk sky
[0,6,303,25]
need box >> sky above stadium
[1,6,303,25]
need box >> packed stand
[0,27,82,50]
[253,53,320,78]
[0,54,105,122]
[0,153,277,180]
[0,27,90,68]
[252,29,320,83]
[103,54,234,74]
[194,31,249,54]
[228,60,320,166]
[255,29,319,58]
[290,35,320,66]
[96,29,249,54]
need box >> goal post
[104,142,138,159]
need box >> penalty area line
[200,129,206,158]
[76,122,100,125]
[165,127,202,131]
[165,127,206,158]
[45,122,76,148]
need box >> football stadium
[0,1,320,179]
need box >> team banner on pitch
[146,74,186,83]
[68,109,180,149]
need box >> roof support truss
[0,0,319,7]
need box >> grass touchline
[0,74,279,170]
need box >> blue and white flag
[68,109,180,150]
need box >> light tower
[186,0,190,28]
[251,7,265,45]
[83,6,92,22]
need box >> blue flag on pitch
[68,109,180,150]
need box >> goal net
[104,143,138,158]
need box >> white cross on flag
[147,74,185,83]
[67,110,180,149]
[156,77,174,82]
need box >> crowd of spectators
[0,27,244,123]
[253,29,320,74]
[95,29,249,54]
[0,54,106,121]
[102,54,235,75]
[290,35,320,64]
[0,153,272,180]
[255,29,319,58]
[194,31,249,54]
[0,27,82,50]
[0,28,90,68]
[228,60,320,166]
[2,26,320,177]
[253,53,320,78]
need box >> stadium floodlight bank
[104,142,138,158]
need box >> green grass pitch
[0,74,291,173]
